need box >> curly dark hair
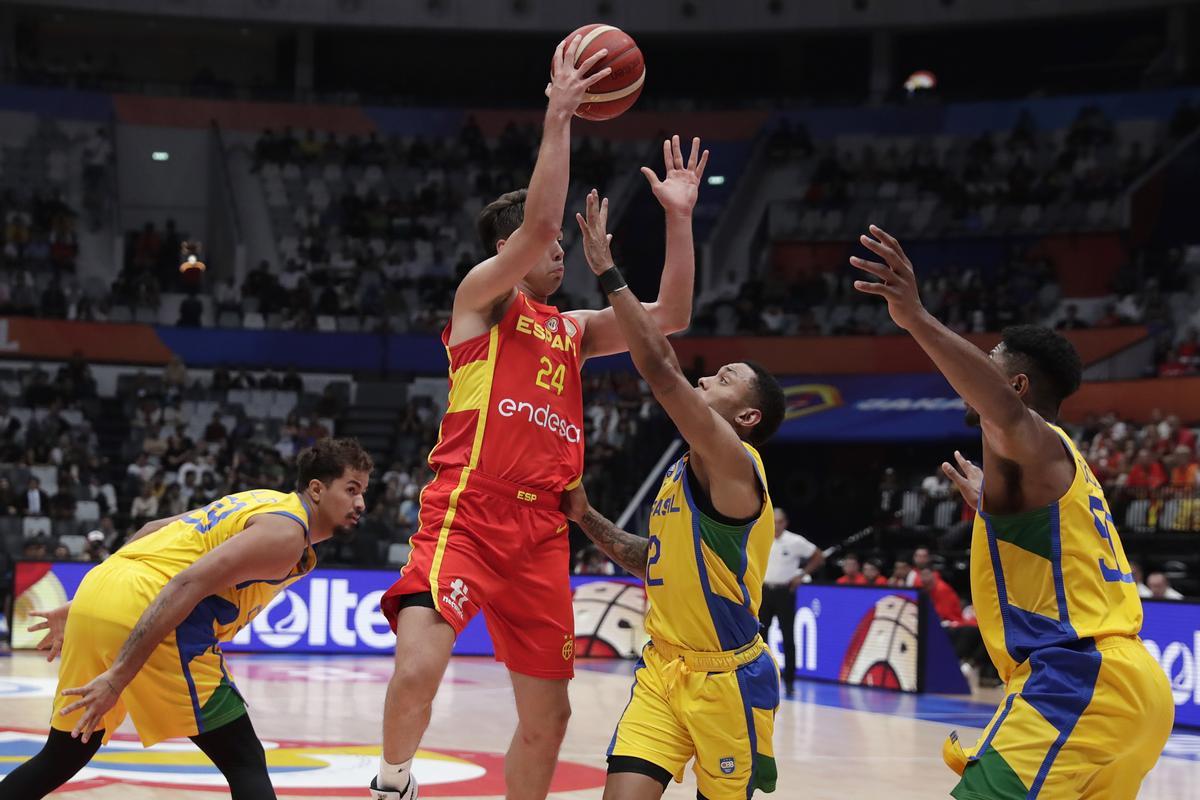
[476,189,527,257]
[295,437,374,490]
[743,361,786,446]
[999,325,1083,410]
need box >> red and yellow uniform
[382,292,584,679]
[944,424,1173,799]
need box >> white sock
[378,757,413,790]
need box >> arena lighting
[151,151,170,161]
[904,70,938,92]
[707,175,726,185]
[179,241,206,275]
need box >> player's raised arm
[575,194,760,519]
[850,225,1060,465]
[57,514,308,743]
[574,136,709,360]
[453,36,611,314]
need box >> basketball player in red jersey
[369,36,710,800]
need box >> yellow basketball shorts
[607,640,780,799]
[943,635,1174,799]
[51,556,247,747]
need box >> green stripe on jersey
[952,748,1028,800]
[988,505,1053,561]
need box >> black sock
[0,728,104,799]
[190,713,277,800]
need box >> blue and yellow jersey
[115,489,317,641]
[644,443,774,653]
[971,422,1142,682]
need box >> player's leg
[0,729,103,798]
[189,713,276,800]
[1073,638,1174,800]
[606,648,692,800]
[376,478,503,797]
[946,642,1110,799]
[486,519,576,800]
[777,590,797,697]
[602,769,670,800]
[377,602,456,797]
[506,672,573,800]
[8,564,133,797]
[688,651,780,800]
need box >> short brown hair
[476,189,527,256]
[295,437,374,490]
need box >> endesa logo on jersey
[1141,599,1200,727]
[496,398,582,443]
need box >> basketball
[558,23,645,121]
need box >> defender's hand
[60,670,124,744]
[850,225,929,331]
[546,35,613,115]
[28,603,70,662]
[942,450,983,509]
[561,484,590,523]
[642,135,709,217]
[575,189,615,276]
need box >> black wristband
[597,266,627,294]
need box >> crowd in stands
[0,353,671,577]
[769,101,1200,233]
[692,250,1061,337]
[241,120,621,333]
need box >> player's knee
[387,658,443,704]
[519,702,571,747]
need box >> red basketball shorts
[381,467,575,680]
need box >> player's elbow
[521,216,562,246]
[650,301,691,336]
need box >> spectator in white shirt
[758,508,825,698]
[130,483,158,523]
[1147,572,1184,601]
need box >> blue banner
[765,584,924,691]
[778,374,974,441]
[11,562,647,659]
[1141,599,1200,728]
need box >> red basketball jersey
[428,292,584,492]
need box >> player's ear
[495,237,507,254]
[737,407,762,431]
[1011,373,1030,397]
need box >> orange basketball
[557,24,645,121]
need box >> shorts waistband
[649,636,767,672]
[1094,633,1142,652]
[435,466,561,511]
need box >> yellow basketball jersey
[971,423,1142,682]
[115,489,317,641]
[644,443,774,653]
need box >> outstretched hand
[850,225,928,331]
[941,450,983,508]
[28,603,69,662]
[575,189,615,276]
[546,35,613,115]
[641,135,709,217]
[59,670,124,744]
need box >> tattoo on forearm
[112,584,174,678]
[579,509,650,578]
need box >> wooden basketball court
[0,652,1196,798]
